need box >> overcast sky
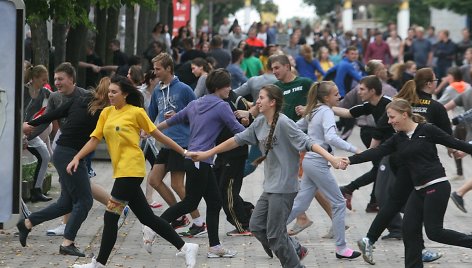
[272,0,316,21]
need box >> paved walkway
[1,128,472,268]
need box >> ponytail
[304,81,336,120]
[411,113,426,124]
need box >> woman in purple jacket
[157,69,245,258]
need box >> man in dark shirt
[333,76,394,213]
[207,35,231,69]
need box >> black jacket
[349,123,472,187]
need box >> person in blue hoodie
[157,68,245,258]
[324,46,363,97]
[147,53,204,235]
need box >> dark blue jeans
[28,145,93,241]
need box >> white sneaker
[142,225,157,254]
[46,223,66,236]
[176,242,199,268]
[207,244,237,258]
[72,257,105,268]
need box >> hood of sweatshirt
[449,81,470,94]
[194,94,224,114]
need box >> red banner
[173,0,190,37]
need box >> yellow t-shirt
[91,104,157,178]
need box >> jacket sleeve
[148,89,159,122]
[321,109,358,153]
[429,124,472,154]
[218,102,245,134]
[28,99,73,126]
[349,135,396,164]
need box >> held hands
[330,157,349,170]
[234,110,250,119]
[66,158,80,175]
[186,151,212,162]
[23,122,34,136]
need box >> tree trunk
[52,21,67,70]
[137,3,158,56]
[95,6,108,61]
[29,18,49,67]
[125,4,136,56]
[105,7,120,65]
[65,23,88,86]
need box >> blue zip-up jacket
[325,57,362,97]
[148,76,196,147]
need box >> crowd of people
[17,17,472,268]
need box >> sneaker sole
[207,253,236,258]
[357,239,375,265]
[179,230,207,238]
[47,232,64,236]
[451,195,467,213]
[226,232,253,237]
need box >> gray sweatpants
[249,192,303,268]
[287,157,348,249]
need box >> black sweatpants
[403,181,472,268]
[160,159,223,247]
[96,178,184,265]
[214,157,254,232]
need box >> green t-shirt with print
[275,76,313,121]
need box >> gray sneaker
[357,237,375,265]
[207,245,237,258]
[450,192,467,213]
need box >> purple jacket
[166,94,245,164]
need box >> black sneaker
[16,219,31,247]
[365,202,379,213]
[179,223,207,237]
[262,244,273,258]
[451,191,467,213]
[381,232,402,240]
[171,215,190,229]
[59,243,86,257]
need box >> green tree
[373,1,430,27]
[423,0,472,15]
[303,0,337,16]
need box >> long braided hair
[252,84,284,166]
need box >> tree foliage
[423,0,472,16]
[303,0,337,16]
[373,1,430,27]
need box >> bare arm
[332,106,353,118]
[188,137,239,162]
[444,99,457,111]
[149,128,185,156]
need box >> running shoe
[207,245,237,258]
[357,237,375,265]
[72,257,105,268]
[422,249,442,262]
[179,223,207,237]
[451,191,467,213]
[118,205,130,229]
[340,186,353,210]
[226,228,252,236]
[142,225,157,254]
[172,215,190,229]
[296,245,308,260]
[176,242,199,268]
[149,201,163,208]
[365,202,379,213]
[46,223,66,236]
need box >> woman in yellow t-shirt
[67,76,198,268]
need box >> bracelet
[183,149,188,156]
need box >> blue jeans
[28,145,93,241]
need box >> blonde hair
[395,80,420,104]
[304,81,336,120]
[88,77,111,115]
[386,98,426,123]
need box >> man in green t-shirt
[271,54,313,121]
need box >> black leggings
[161,159,223,247]
[403,181,472,268]
[96,178,184,265]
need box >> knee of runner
[106,197,128,215]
